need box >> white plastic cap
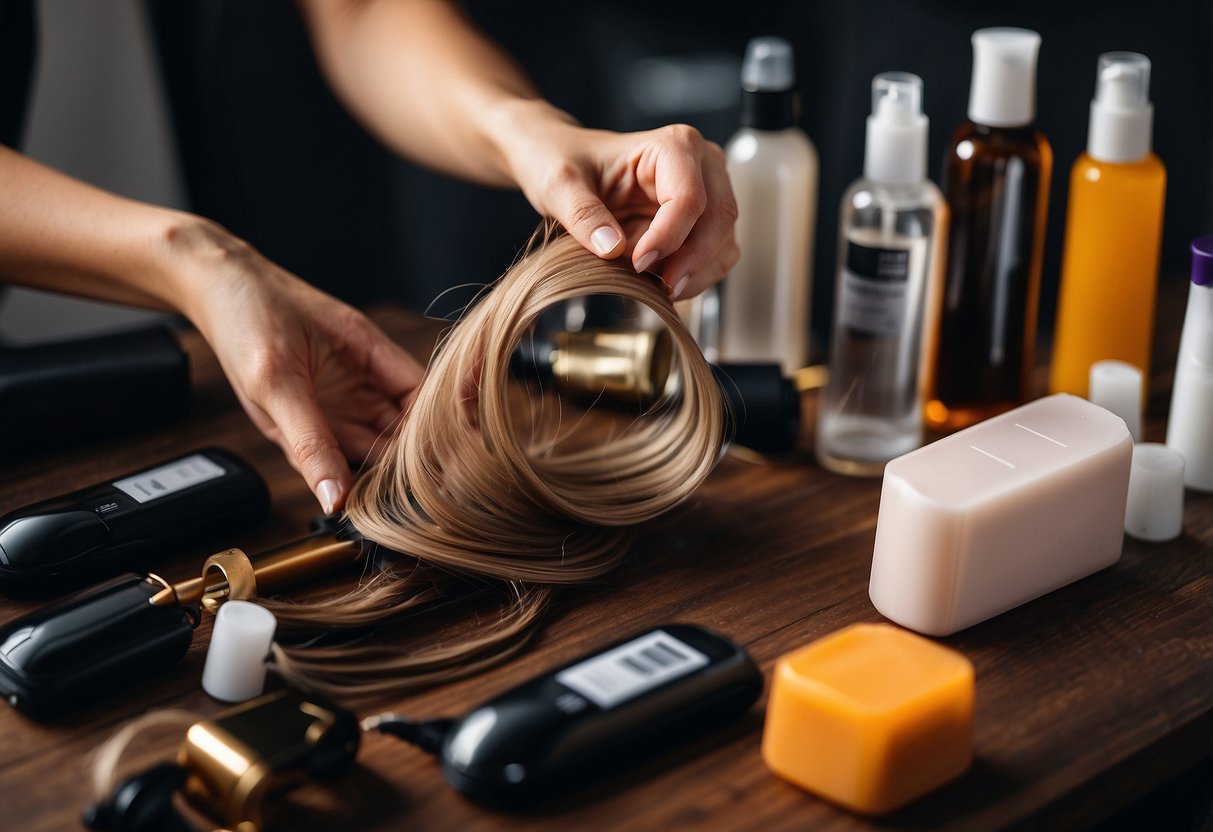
[741,37,795,92]
[1124,443,1185,541]
[1089,359,1143,441]
[1088,52,1153,163]
[202,601,277,703]
[864,72,928,185]
[968,28,1041,128]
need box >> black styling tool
[711,363,801,454]
[0,525,362,719]
[509,328,800,453]
[0,447,269,591]
[364,623,762,806]
[0,325,190,459]
[84,687,360,832]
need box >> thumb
[260,375,351,515]
[548,172,625,259]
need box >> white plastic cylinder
[968,28,1041,128]
[1166,279,1213,490]
[1089,359,1143,442]
[202,601,277,703]
[1124,443,1185,541]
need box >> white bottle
[717,37,819,375]
[817,73,947,475]
[1165,236,1213,490]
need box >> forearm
[299,0,573,187]
[0,145,230,318]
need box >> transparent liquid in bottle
[817,182,944,475]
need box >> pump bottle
[817,73,947,475]
[1051,53,1166,398]
[1166,237,1213,491]
[714,36,819,375]
[924,28,1051,431]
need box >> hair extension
[264,227,724,696]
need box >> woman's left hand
[499,103,740,301]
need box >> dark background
[5,0,1212,345]
[143,0,1213,349]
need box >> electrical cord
[360,713,455,756]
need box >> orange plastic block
[761,623,974,814]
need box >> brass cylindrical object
[550,329,673,405]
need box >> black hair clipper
[0,528,362,719]
[0,447,269,591]
[366,624,762,806]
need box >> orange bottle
[1050,53,1166,398]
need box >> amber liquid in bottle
[924,123,1052,431]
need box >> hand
[173,221,424,514]
[501,104,740,300]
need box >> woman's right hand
[169,219,424,515]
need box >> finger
[656,145,740,299]
[366,332,425,405]
[371,400,404,434]
[677,242,740,299]
[257,371,352,515]
[544,163,625,259]
[334,421,388,468]
[631,125,708,277]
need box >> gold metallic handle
[150,534,362,609]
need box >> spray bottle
[817,73,947,475]
[1051,53,1165,398]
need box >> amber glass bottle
[924,29,1052,431]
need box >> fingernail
[635,251,659,273]
[672,275,691,300]
[317,478,342,515]
[590,225,621,255]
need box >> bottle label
[112,453,226,504]
[839,241,912,335]
[554,629,708,710]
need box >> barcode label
[555,630,709,709]
[112,454,226,504]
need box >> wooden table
[0,295,1210,832]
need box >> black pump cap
[740,89,798,130]
[738,36,799,130]
[712,363,801,454]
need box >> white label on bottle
[838,240,913,335]
[554,630,709,710]
[112,453,226,504]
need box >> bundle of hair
[264,228,725,696]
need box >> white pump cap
[864,72,928,185]
[968,28,1041,128]
[1087,52,1153,163]
[202,600,277,703]
[741,36,795,92]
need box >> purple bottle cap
[1192,236,1213,286]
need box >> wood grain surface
[0,293,1209,832]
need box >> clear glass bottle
[817,73,948,476]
